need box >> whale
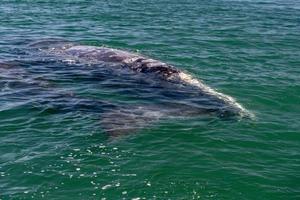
[27,40,253,135]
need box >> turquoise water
[0,0,300,199]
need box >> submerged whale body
[29,40,253,135]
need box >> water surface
[0,0,299,199]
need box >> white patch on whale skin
[123,57,140,64]
[178,72,255,118]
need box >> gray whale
[29,40,253,135]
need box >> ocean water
[0,0,299,199]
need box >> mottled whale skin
[28,40,255,136]
[35,42,250,117]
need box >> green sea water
[0,0,299,199]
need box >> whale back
[28,41,254,125]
